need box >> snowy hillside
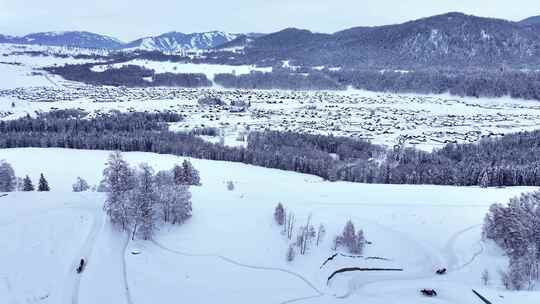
[0,44,103,89]
[0,148,539,304]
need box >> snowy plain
[0,148,539,304]
[90,59,272,80]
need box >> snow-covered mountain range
[123,31,239,52]
[0,30,240,52]
[2,12,540,65]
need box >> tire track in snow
[151,239,324,304]
[442,224,482,271]
[66,209,104,304]
[59,193,105,304]
[122,235,134,304]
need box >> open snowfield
[1,148,539,304]
[91,59,272,80]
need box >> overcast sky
[0,0,539,41]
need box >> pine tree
[173,164,186,185]
[37,174,50,192]
[335,220,365,254]
[182,160,201,186]
[22,175,34,191]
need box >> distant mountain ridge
[0,31,123,49]
[123,31,239,52]
[2,12,540,68]
[0,30,240,51]
[242,12,540,68]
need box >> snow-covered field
[91,59,272,80]
[0,148,539,304]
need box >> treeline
[0,110,183,133]
[211,67,540,101]
[45,64,212,88]
[0,160,50,192]
[332,68,540,101]
[3,111,540,186]
[214,71,344,90]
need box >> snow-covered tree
[15,177,24,191]
[154,170,175,187]
[72,177,90,192]
[157,184,192,224]
[0,160,16,192]
[335,220,365,254]
[22,175,34,191]
[274,203,285,226]
[103,151,136,230]
[174,160,201,186]
[129,163,158,240]
[37,174,50,192]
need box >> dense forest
[2,110,540,187]
[45,64,212,88]
[213,68,540,100]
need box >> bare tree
[316,224,326,247]
[285,211,295,240]
[296,214,316,255]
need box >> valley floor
[0,148,539,303]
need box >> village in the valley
[2,83,540,149]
